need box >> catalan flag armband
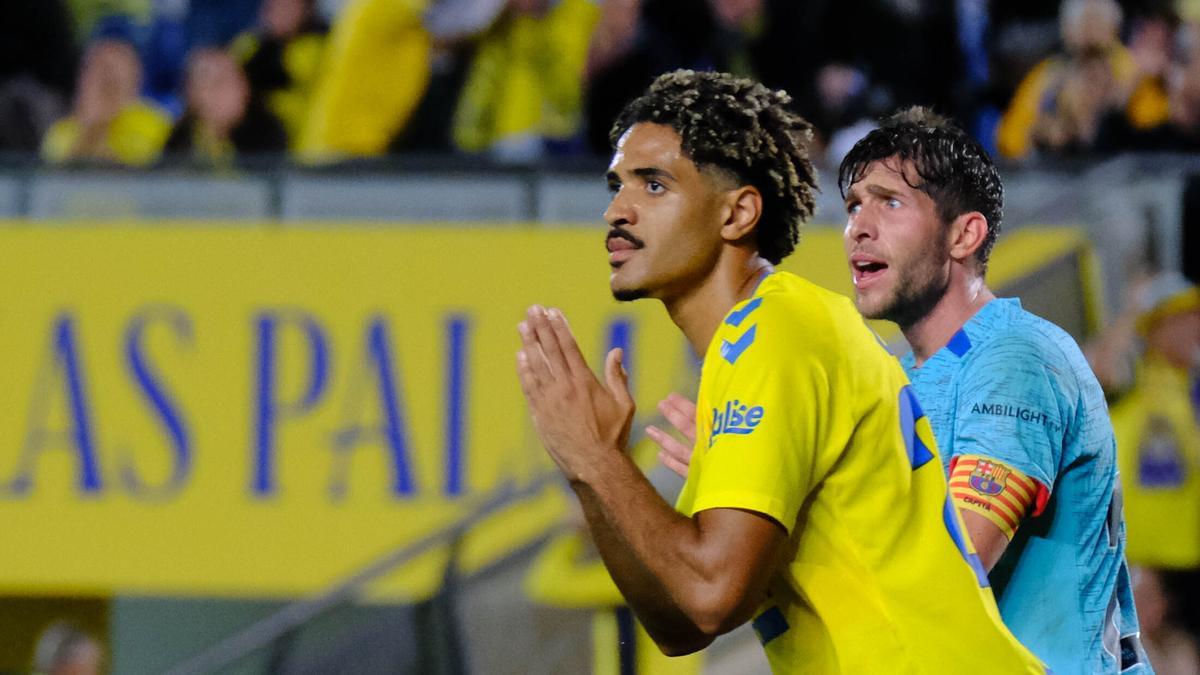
[948,455,1048,540]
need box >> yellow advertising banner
[0,223,1087,598]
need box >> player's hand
[646,393,697,478]
[516,305,635,481]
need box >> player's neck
[903,272,994,367]
[665,255,773,357]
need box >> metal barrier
[163,474,561,675]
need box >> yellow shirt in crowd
[1113,355,1200,569]
[41,102,172,167]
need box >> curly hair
[609,70,818,265]
[838,107,1004,270]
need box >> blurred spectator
[985,1,1063,151]
[163,48,287,166]
[1106,273,1200,571]
[1124,7,1175,120]
[451,0,600,161]
[1086,274,1150,396]
[40,36,172,166]
[811,63,879,166]
[295,0,431,161]
[31,621,105,675]
[582,0,966,158]
[1133,567,1200,675]
[581,0,792,154]
[582,0,723,154]
[187,0,262,51]
[69,11,192,116]
[387,0,506,153]
[142,0,193,116]
[66,0,152,45]
[1097,46,1200,153]
[756,0,968,153]
[739,3,878,161]
[990,0,1062,66]
[817,0,965,123]
[997,0,1167,160]
[230,0,329,148]
[0,0,77,152]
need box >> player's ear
[947,211,988,264]
[720,185,763,243]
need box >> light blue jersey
[903,298,1149,674]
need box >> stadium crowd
[3,0,1200,672]
[1,0,1199,167]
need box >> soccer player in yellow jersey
[516,70,1043,673]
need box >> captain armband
[948,455,1049,540]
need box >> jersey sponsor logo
[710,399,765,446]
[968,402,1056,427]
[968,460,1010,496]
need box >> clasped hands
[517,305,707,481]
[516,305,636,481]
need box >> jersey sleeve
[951,333,1074,501]
[685,310,831,534]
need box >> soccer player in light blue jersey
[837,107,1149,673]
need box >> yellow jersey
[41,101,171,167]
[1113,355,1200,568]
[676,272,1043,674]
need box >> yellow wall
[0,223,1090,599]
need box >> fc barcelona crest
[969,460,1010,496]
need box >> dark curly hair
[838,107,1004,270]
[609,70,818,265]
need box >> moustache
[606,228,645,249]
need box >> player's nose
[844,209,877,243]
[604,188,635,228]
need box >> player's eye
[607,182,621,195]
[886,198,901,209]
[646,181,665,194]
[846,202,861,215]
